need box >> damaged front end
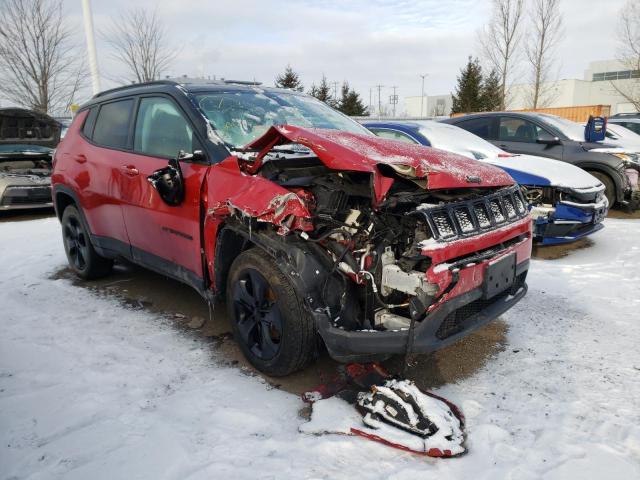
[0,108,59,210]
[208,126,532,362]
[525,184,608,245]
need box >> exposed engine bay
[0,158,52,176]
[233,146,528,333]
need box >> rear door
[79,99,134,250]
[119,95,209,287]
[496,116,564,159]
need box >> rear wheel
[587,170,616,207]
[226,248,316,376]
[61,205,113,279]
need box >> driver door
[120,95,209,287]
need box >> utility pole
[375,84,384,118]
[332,81,339,103]
[81,0,101,94]
[420,74,428,118]
[389,86,398,117]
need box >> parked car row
[8,79,640,376]
[442,112,640,209]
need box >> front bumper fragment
[317,260,529,362]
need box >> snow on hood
[246,125,514,202]
[486,154,603,189]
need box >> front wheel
[226,248,316,376]
[61,205,113,279]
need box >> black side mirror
[536,136,561,146]
[147,157,185,206]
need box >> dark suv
[443,112,637,207]
[52,81,532,376]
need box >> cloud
[64,0,626,112]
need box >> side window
[622,122,640,135]
[92,99,134,149]
[499,117,552,143]
[456,117,497,140]
[134,97,195,158]
[370,128,419,145]
[81,107,98,139]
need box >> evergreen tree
[451,57,484,114]
[275,65,304,91]
[309,75,336,106]
[480,69,502,111]
[338,81,368,116]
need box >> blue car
[364,121,608,245]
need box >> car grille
[416,185,528,242]
[1,185,52,206]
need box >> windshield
[537,114,584,141]
[416,121,505,160]
[193,90,371,148]
[606,123,640,142]
[0,144,52,155]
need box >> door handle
[74,154,87,164]
[121,165,139,176]
[498,144,508,148]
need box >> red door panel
[119,155,207,278]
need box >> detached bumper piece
[316,260,529,362]
[0,185,53,210]
[301,364,466,457]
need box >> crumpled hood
[246,126,514,202]
[486,154,603,190]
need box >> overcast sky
[62,0,626,111]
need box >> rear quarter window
[456,117,498,140]
[92,99,134,149]
[81,107,98,139]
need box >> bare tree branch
[479,0,525,110]
[525,0,563,108]
[0,0,87,114]
[104,8,178,84]
[612,0,640,111]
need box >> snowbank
[1,218,639,479]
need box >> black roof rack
[92,78,264,99]
[93,80,180,98]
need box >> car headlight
[611,152,640,164]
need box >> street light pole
[420,74,428,118]
[81,0,101,95]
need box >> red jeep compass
[52,81,532,376]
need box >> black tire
[61,205,113,279]
[588,170,616,207]
[226,248,316,376]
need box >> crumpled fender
[246,125,514,204]
[206,155,313,234]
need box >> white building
[405,60,640,117]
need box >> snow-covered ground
[1,217,639,479]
